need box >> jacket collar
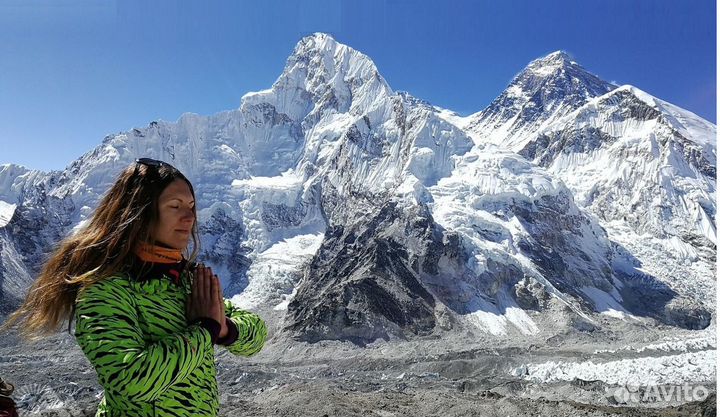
[127,256,188,285]
[135,241,183,263]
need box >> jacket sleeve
[74,278,214,402]
[221,298,267,357]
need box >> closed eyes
[168,204,194,210]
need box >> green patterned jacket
[74,269,267,417]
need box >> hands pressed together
[185,263,228,339]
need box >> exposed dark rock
[514,278,551,311]
[262,201,307,230]
[616,269,711,330]
[519,127,616,167]
[598,89,662,121]
[285,201,438,344]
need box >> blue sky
[0,0,715,171]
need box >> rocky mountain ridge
[0,34,715,346]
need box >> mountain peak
[274,32,387,92]
[294,32,341,57]
[247,32,392,121]
[288,32,361,70]
[464,50,615,149]
[525,50,579,76]
[304,32,337,45]
[540,50,573,64]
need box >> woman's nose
[181,207,194,221]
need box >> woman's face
[152,178,196,250]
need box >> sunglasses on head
[135,157,170,168]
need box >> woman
[1,158,267,416]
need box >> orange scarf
[135,242,183,264]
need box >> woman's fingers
[212,275,226,325]
[205,267,214,304]
[216,275,223,306]
[193,264,207,317]
[189,264,227,323]
[216,276,228,338]
[209,271,216,304]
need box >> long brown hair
[0,160,200,341]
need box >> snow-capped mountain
[463,51,616,150]
[0,34,714,346]
[516,84,717,311]
[0,164,76,314]
[518,84,716,244]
